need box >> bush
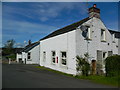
[105,55,120,77]
[76,55,90,76]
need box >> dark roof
[22,41,40,52]
[108,29,120,38]
[40,17,90,41]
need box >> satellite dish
[80,25,88,38]
[80,25,88,32]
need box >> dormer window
[101,29,106,41]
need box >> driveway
[2,64,118,88]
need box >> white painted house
[40,4,120,75]
[16,41,40,64]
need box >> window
[81,26,91,40]
[43,51,46,62]
[101,29,106,41]
[27,52,31,59]
[86,26,91,39]
[103,52,107,60]
[61,52,67,65]
[108,51,113,57]
[112,33,115,42]
[51,51,56,63]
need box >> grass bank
[34,66,119,87]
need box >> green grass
[75,75,119,87]
[34,66,73,77]
[34,66,119,87]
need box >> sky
[2,2,119,48]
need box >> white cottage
[40,4,120,75]
[17,41,40,64]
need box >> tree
[4,39,15,49]
[3,39,15,55]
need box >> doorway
[91,60,96,75]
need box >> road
[2,64,118,88]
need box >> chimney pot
[88,4,100,19]
[28,40,31,45]
[93,4,96,8]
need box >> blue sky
[2,2,118,48]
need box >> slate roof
[40,16,120,41]
[40,17,90,41]
[108,29,120,38]
[21,41,40,52]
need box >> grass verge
[34,65,119,87]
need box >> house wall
[40,30,76,75]
[22,52,27,64]
[16,53,22,62]
[76,17,119,73]
[40,17,119,75]
[26,45,40,64]
[118,39,120,55]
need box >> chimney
[28,40,31,45]
[88,4,100,19]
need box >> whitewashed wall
[40,17,119,75]
[76,17,119,60]
[22,52,27,64]
[16,53,22,62]
[40,30,76,75]
[118,39,120,55]
[76,17,119,73]
[26,45,40,64]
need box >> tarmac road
[2,64,118,88]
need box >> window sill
[101,40,106,42]
[60,64,68,69]
[84,38,92,41]
[51,62,56,65]
[27,59,32,61]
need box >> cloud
[2,19,58,45]
[3,2,88,22]
[3,19,57,34]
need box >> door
[91,60,96,75]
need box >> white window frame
[86,26,91,40]
[51,51,56,64]
[60,51,67,66]
[112,33,115,42]
[43,51,46,62]
[101,29,106,41]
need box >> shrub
[76,55,90,76]
[105,55,120,77]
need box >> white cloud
[3,2,88,22]
[3,19,57,34]
[2,19,58,45]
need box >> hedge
[105,55,120,77]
